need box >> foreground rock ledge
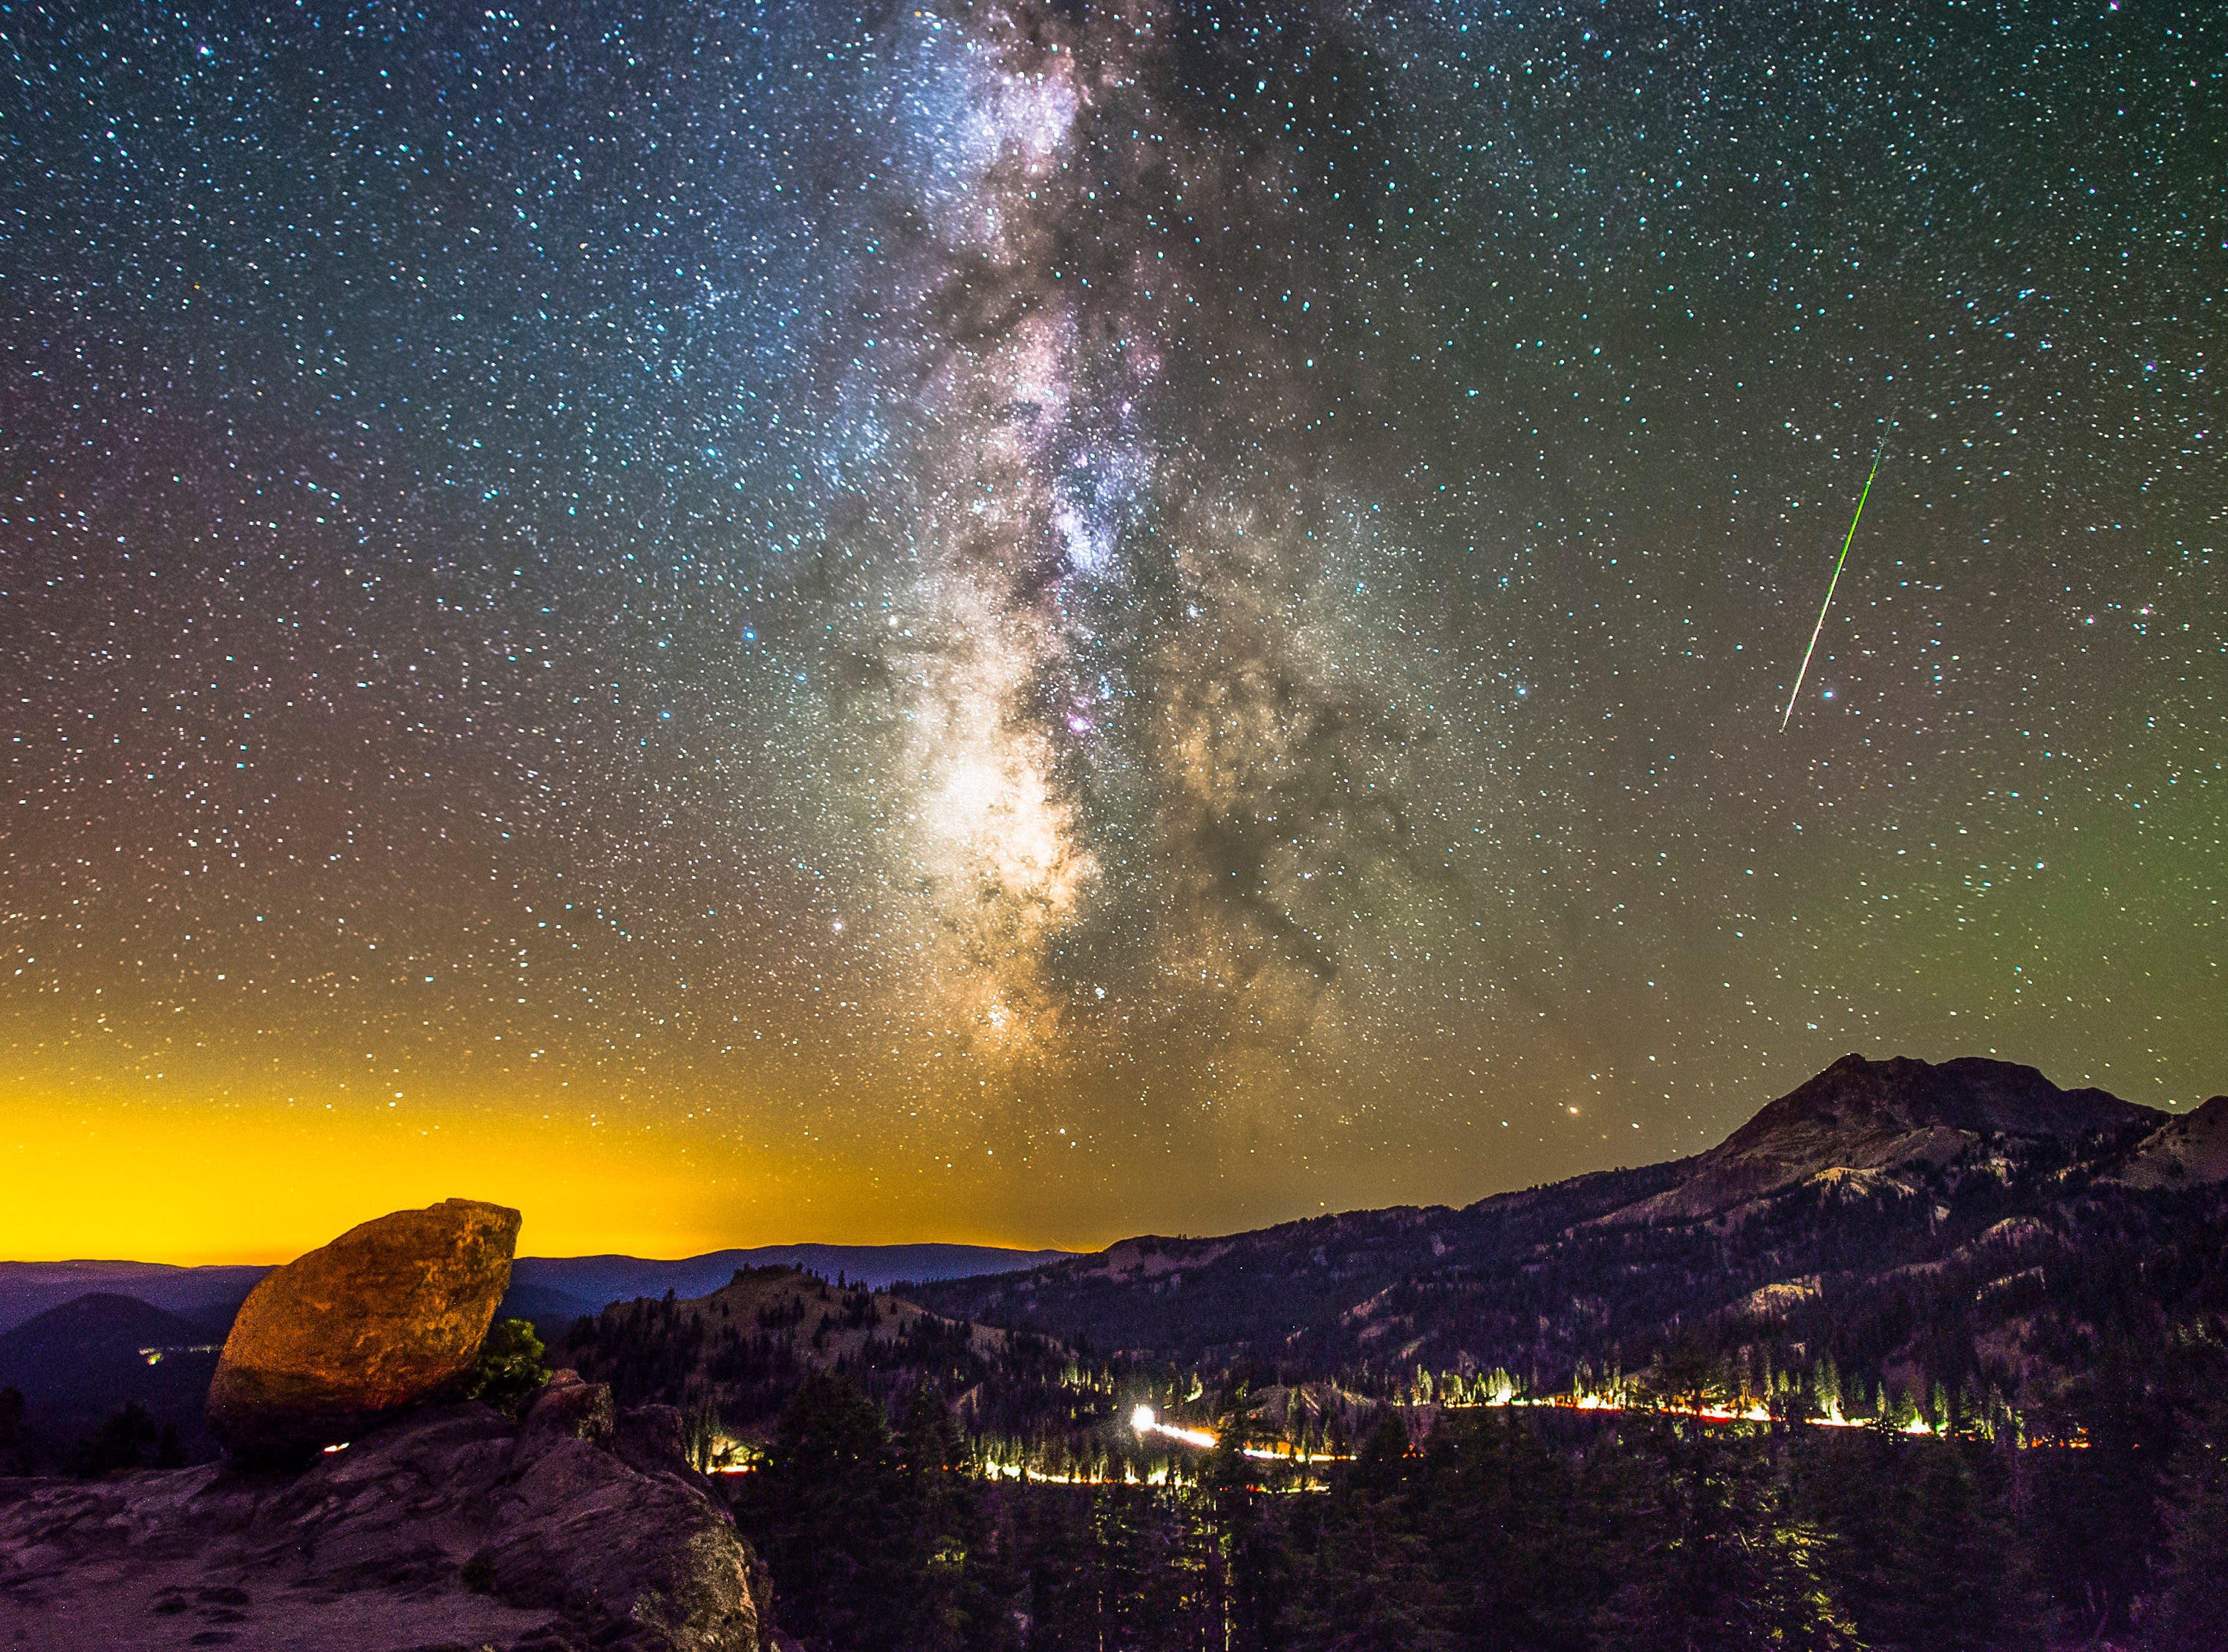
[0,1385,763,1652]
[207,1198,521,1462]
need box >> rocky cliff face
[207,1198,521,1463]
[0,1381,763,1652]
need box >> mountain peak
[1609,1054,2154,1224]
[1722,1053,2146,1149]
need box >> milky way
[2,0,2220,1257]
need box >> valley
[7,1053,2227,1650]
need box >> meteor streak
[1781,440,1887,730]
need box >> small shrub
[466,1318,551,1417]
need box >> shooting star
[1782,440,1887,731]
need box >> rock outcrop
[0,1385,762,1651]
[207,1198,521,1463]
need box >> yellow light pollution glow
[0,1088,1058,1265]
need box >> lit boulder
[207,1198,521,1462]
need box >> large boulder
[207,1198,521,1462]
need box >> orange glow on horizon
[0,1090,1054,1265]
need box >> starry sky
[3,0,2221,1263]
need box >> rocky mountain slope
[2116,1092,2228,1189]
[3,1198,765,1651]
[916,1055,2228,1415]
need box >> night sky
[4,0,2220,1262]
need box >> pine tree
[0,1386,27,1475]
[732,1371,911,1651]
[2153,1359,2228,1651]
[1594,1423,1855,1652]
[895,1382,1008,1652]
[74,1402,160,1478]
[1427,1409,1589,1652]
[1287,1409,1455,1652]
[1796,1431,2045,1652]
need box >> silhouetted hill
[498,1243,1072,1336]
[556,1264,1069,1449]
[0,1261,267,1337]
[916,1156,1685,1364]
[0,1293,224,1468]
[495,1278,605,1339]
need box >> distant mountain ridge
[0,1262,270,1339]
[10,1055,2223,1463]
[917,1054,2228,1411]
[0,1242,1071,1339]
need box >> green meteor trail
[1782,440,1886,731]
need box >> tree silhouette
[74,1402,160,1478]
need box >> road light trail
[1781,440,1887,730]
[1131,1404,1218,1450]
[1131,1405,1346,1462]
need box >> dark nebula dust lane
[1,0,2220,1258]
